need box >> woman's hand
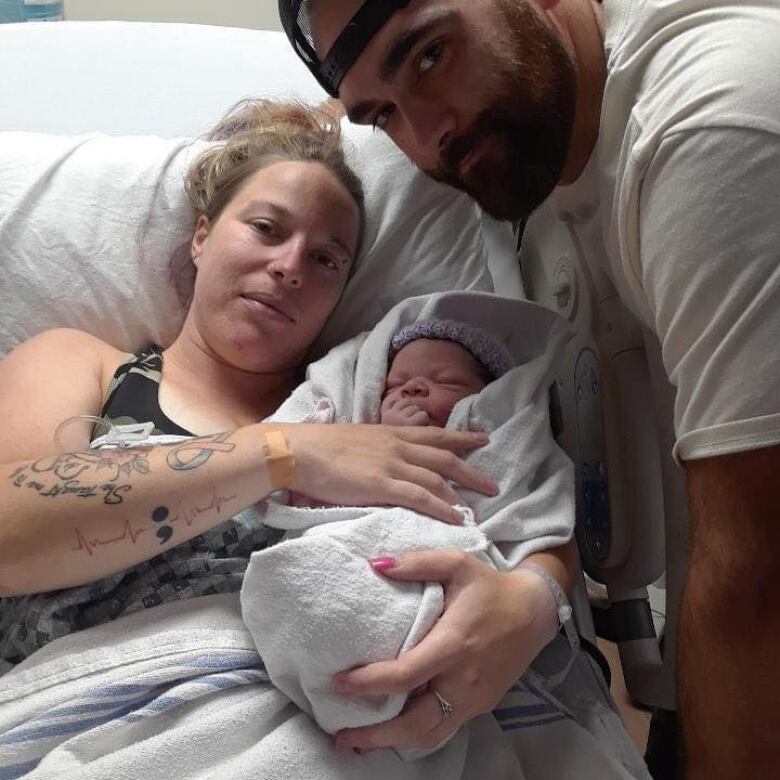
[280,424,497,524]
[329,550,561,753]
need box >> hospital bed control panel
[521,202,681,710]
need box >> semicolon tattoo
[151,505,174,545]
[166,432,236,471]
[70,489,238,557]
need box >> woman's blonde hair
[185,99,365,242]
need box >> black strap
[578,634,612,688]
[592,598,657,643]
[320,0,412,95]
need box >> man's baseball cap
[279,0,411,97]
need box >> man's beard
[428,1,577,221]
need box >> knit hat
[389,319,514,381]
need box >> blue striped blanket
[0,593,649,779]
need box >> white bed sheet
[0,21,523,328]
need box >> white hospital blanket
[241,292,577,742]
[0,593,650,779]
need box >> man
[280,1,780,777]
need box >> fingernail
[368,556,397,573]
[332,674,349,693]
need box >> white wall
[64,0,283,30]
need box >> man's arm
[635,124,780,775]
[680,446,780,777]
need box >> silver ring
[432,689,454,721]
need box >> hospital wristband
[262,431,296,490]
[516,562,580,654]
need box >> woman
[0,101,578,754]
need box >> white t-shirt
[541,0,780,461]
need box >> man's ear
[191,214,211,268]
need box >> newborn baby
[288,319,513,508]
[381,319,513,427]
[242,306,574,756]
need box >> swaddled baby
[380,320,509,427]
[240,306,574,755]
[286,320,511,511]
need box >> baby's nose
[401,377,430,397]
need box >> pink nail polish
[332,675,348,694]
[368,556,397,573]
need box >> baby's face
[381,339,487,427]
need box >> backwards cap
[279,0,411,97]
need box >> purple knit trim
[389,319,514,380]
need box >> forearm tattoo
[8,432,237,506]
[70,489,238,556]
[8,449,150,505]
[166,433,236,470]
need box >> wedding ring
[432,689,454,721]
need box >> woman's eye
[418,42,443,75]
[314,253,338,271]
[253,220,275,236]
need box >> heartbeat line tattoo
[71,517,148,556]
[69,489,239,556]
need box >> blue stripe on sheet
[500,714,568,732]
[118,670,269,723]
[31,688,170,722]
[0,758,41,780]
[118,695,187,722]
[78,682,168,698]
[0,689,165,746]
[184,654,262,670]
[3,668,264,745]
[493,703,560,721]
[197,673,258,691]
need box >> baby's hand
[380,396,431,427]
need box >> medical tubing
[517,561,580,654]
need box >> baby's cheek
[427,397,453,426]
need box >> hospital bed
[0,17,685,757]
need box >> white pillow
[0,124,520,359]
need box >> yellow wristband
[262,431,296,490]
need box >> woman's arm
[329,541,579,753]
[1,426,279,595]
[511,537,579,597]
[0,330,285,594]
[0,330,495,596]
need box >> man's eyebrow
[380,10,458,83]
